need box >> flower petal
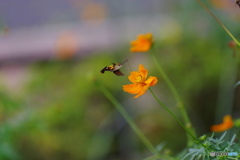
[134,83,151,98]
[138,33,152,41]
[138,64,148,80]
[145,76,158,86]
[210,115,233,132]
[144,33,153,40]
[123,83,143,94]
[223,115,233,123]
[130,44,151,52]
[130,47,139,52]
[130,40,139,46]
[130,33,153,52]
[211,124,226,132]
[128,71,141,83]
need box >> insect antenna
[122,59,132,72]
[121,59,128,64]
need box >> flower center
[135,75,143,83]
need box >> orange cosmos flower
[55,32,78,60]
[123,64,158,98]
[130,33,153,52]
[210,115,233,132]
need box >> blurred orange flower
[55,32,78,60]
[210,115,233,132]
[130,33,153,52]
[210,0,232,9]
[123,64,157,98]
[80,2,107,22]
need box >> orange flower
[210,115,233,132]
[55,32,78,60]
[130,33,153,52]
[123,64,157,98]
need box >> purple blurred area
[0,0,168,63]
[0,0,78,28]
[1,0,165,28]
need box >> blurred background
[0,0,240,159]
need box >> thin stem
[150,48,196,145]
[196,0,240,47]
[149,88,198,142]
[97,81,158,155]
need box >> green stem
[97,81,158,155]
[150,48,196,146]
[149,88,198,142]
[196,0,240,47]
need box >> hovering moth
[100,60,128,76]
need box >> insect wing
[113,69,124,76]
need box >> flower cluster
[117,32,236,159]
[122,33,157,98]
[123,33,235,132]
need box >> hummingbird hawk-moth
[100,60,128,76]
